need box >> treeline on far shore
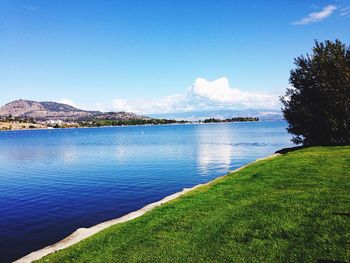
[78,118,187,127]
[0,115,260,131]
[78,117,259,127]
[202,117,259,123]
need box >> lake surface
[0,122,292,262]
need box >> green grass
[39,147,350,262]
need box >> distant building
[46,120,63,125]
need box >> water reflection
[196,125,235,175]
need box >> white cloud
[110,77,279,114]
[293,5,337,25]
[112,94,190,114]
[188,77,276,107]
[94,102,106,112]
[57,98,79,108]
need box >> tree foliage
[281,40,350,146]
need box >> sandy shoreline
[14,153,280,263]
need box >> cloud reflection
[196,125,235,175]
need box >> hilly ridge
[0,99,151,122]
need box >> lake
[0,122,292,262]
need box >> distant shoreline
[0,119,267,132]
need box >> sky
[1,0,349,114]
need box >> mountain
[0,100,284,123]
[0,100,151,122]
[150,109,284,121]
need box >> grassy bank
[39,147,350,262]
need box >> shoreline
[14,153,280,263]
[0,120,282,133]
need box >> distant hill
[150,109,284,121]
[0,100,284,123]
[0,99,151,122]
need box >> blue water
[0,122,292,262]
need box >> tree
[281,40,350,146]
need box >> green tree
[281,40,350,146]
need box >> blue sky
[1,0,349,113]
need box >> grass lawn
[39,147,350,262]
